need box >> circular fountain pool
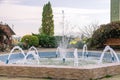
[0,46,120,80]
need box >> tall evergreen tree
[40,1,54,36]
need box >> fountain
[23,51,40,64]
[28,46,39,57]
[1,45,120,80]
[82,44,88,59]
[28,46,40,59]
[55,10,74,63]
[56,47,60,57]
[6,46,25,64]
[1,1,120,79]
[56,47,67,63]
[6,45,119,66]
[23,46,40,64]
[73,48,78,66]
[98,45,120,64]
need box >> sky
[0,0,110,37]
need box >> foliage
[70,40,77,45]
[40,1,54,36]
[104,75,112,78]
[21,35,39,49]
[76,41,84,49]
[69,40,84,49]
[89,21,120,48]
[54,35,73,48]
[0,26,11,51]
[33,34,57,48]
[54,36,62,46]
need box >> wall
[0,63,120,80]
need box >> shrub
[54,36,62,46]
[33,34,57,48]
[89,21,120,48]
[21,35,39,49]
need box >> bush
[77,41,85,49]
[21,35,39,49]
[54,36,62,46]
[89,21,120,48]
[33,34,57,48]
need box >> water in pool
[0,46,119,67]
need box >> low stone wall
[0,63,120,80]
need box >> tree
[89,21,120,48]
[40,1,54,36]
[79,23,99,38]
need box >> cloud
[0,0,21,4]
[53,7,110,28]
[0,3,110,36]
[0,4,42,19]
[53,7,109,14]
[0,4,42,36]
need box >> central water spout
[56,47,67,63]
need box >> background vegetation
[40,1,54,36]
[88,21,120,49]
[33,34,57,48]
[21,35,39,49]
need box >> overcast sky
[0,0,110,36]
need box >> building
[0,23,15,51]
[111,0,120,22]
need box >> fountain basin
[0,63,120,80]
[0,50,120,80]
